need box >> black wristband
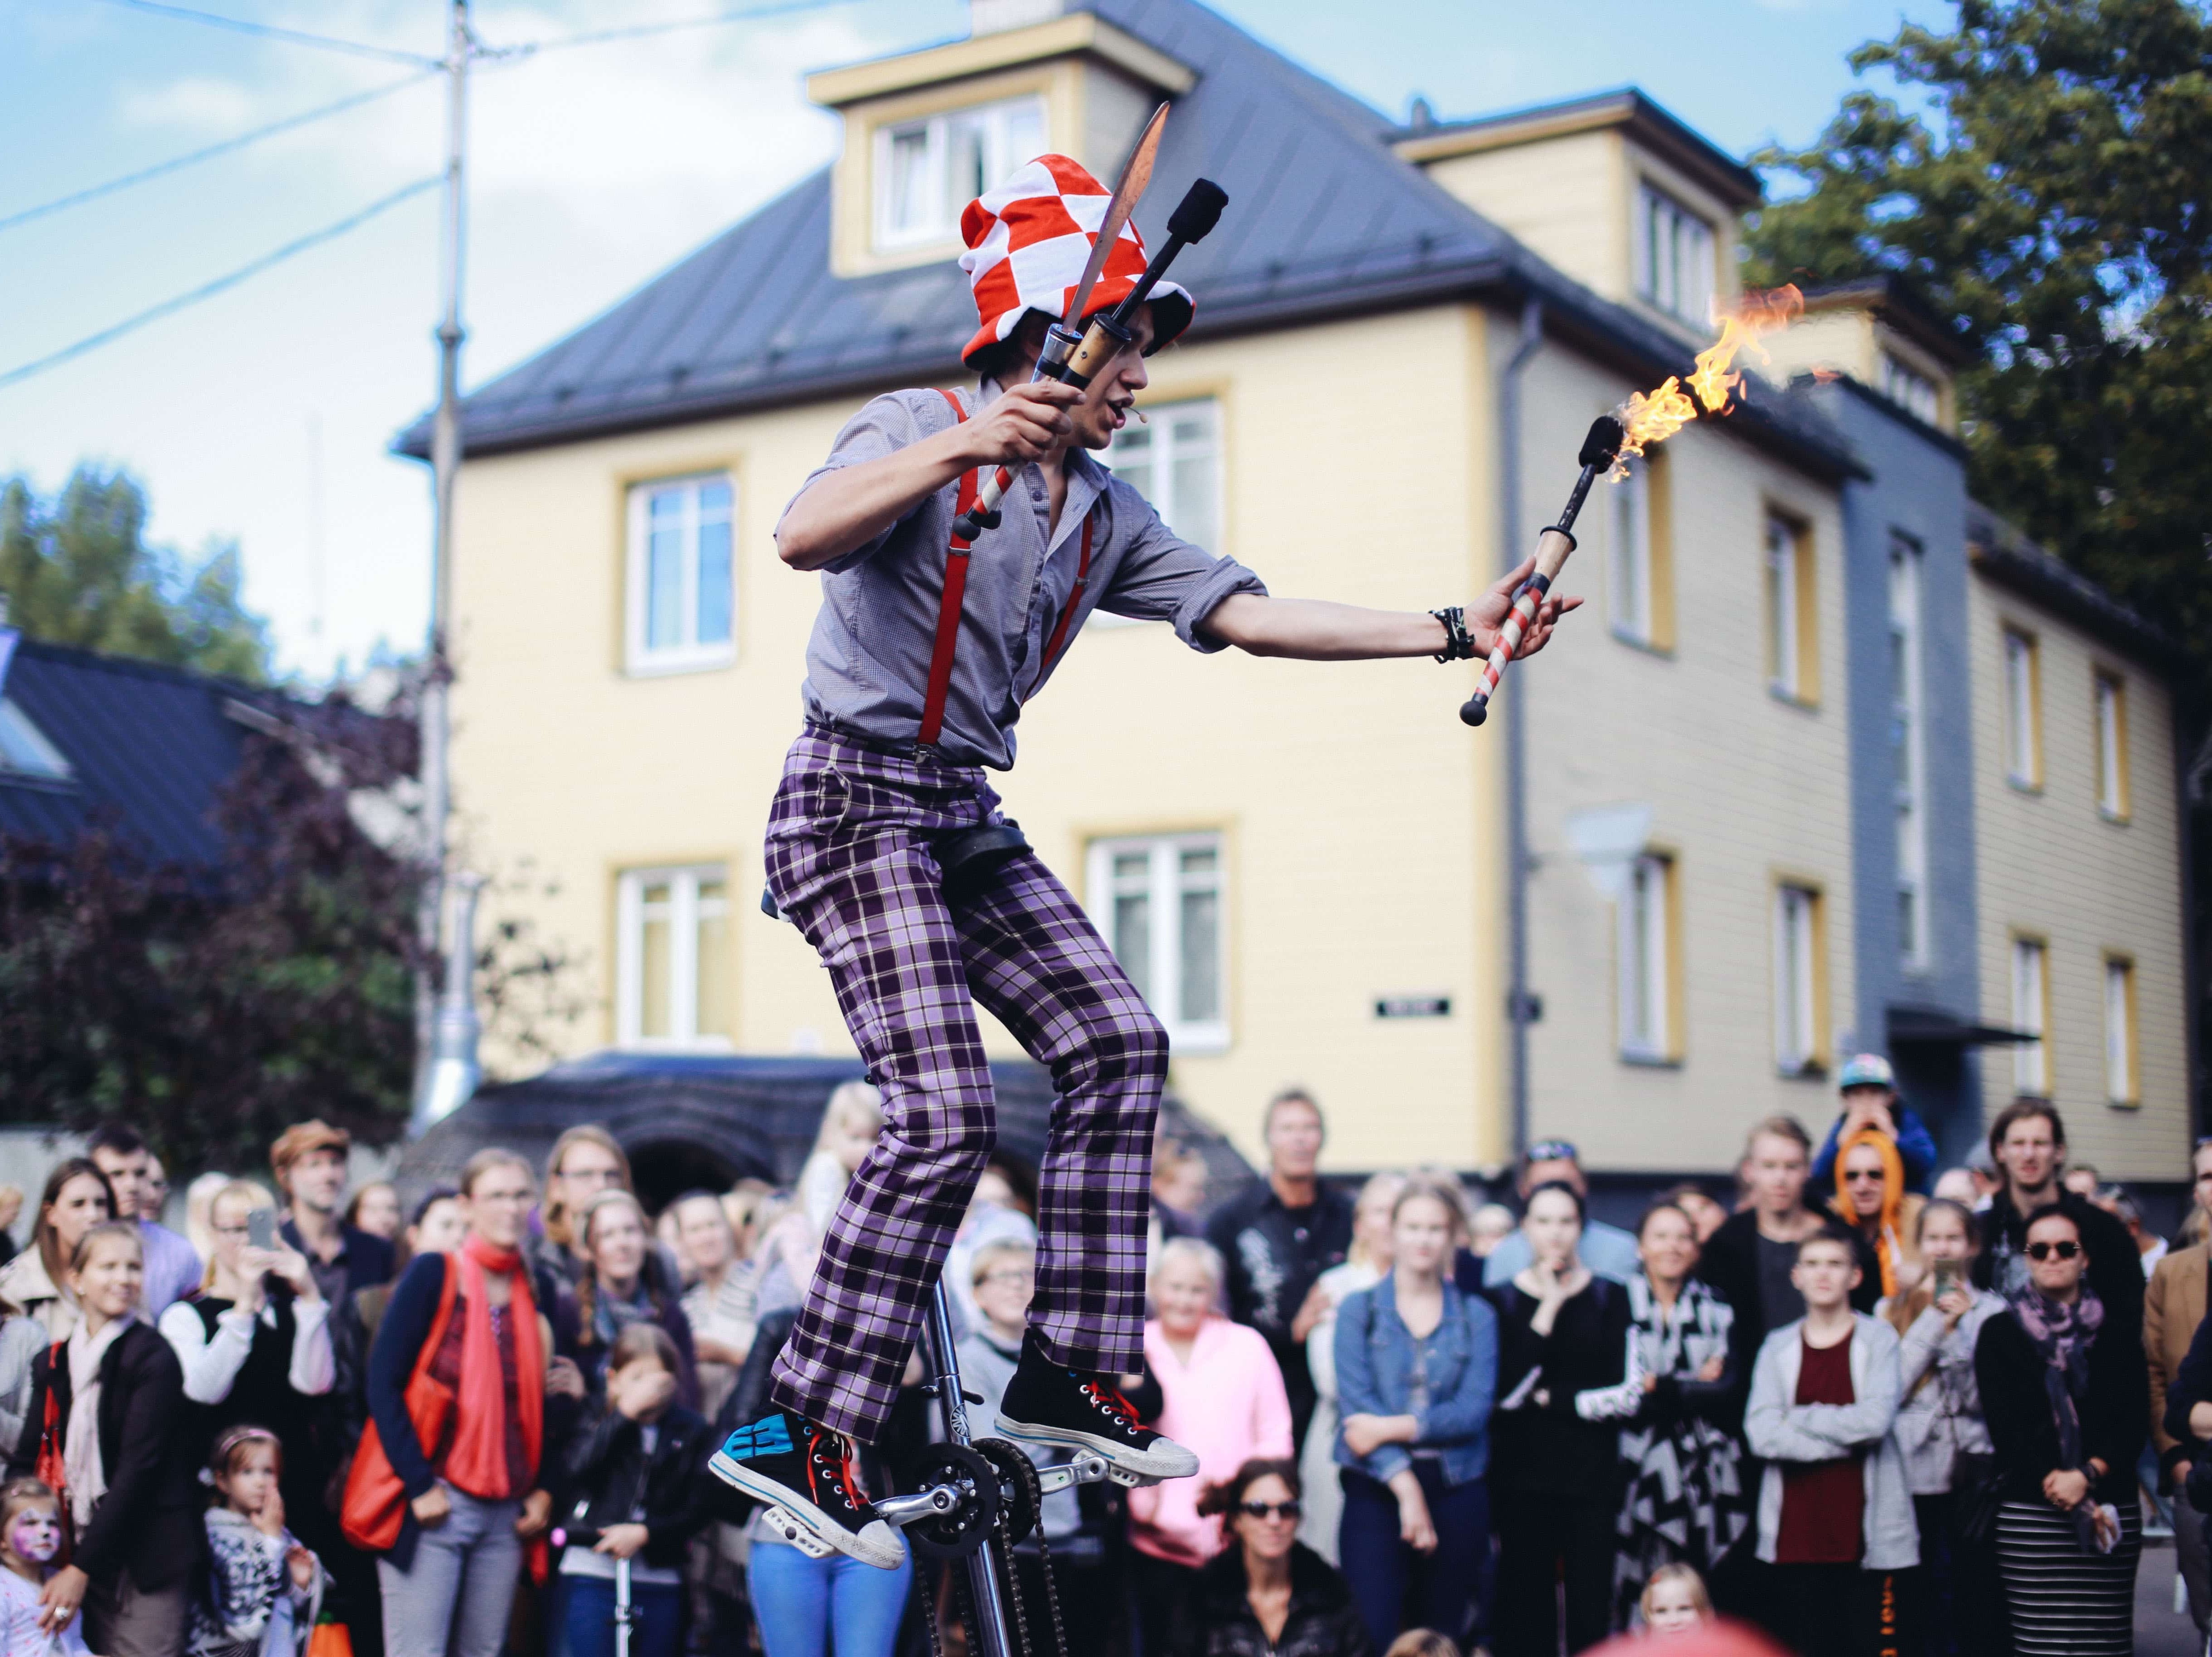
[1430,606,1475,663]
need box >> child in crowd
[190,1425,326,1657]
[0,1478,90,1655]
[559,1324,713,1657]
[1638,1563,1714,1635]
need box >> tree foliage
[0,682,584,1174]
[0,467,273,685]
[1743,0,2212,704]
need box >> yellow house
[417,0,2189,1186]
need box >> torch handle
[1458,524,1578,728]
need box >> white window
[615,865,732,1049]
[874,94,1047,250]
[1765,515,1800,697]
[1086,833,1226,1051]
[1879,352,1941,425]
[0,698,69,781]
[1610,457,1653,644]
[1635,184,1715,326]
[1775,885,1821,1075]
[2104,956,2137,1104]
[2095,673,2128,818]
[625,474,734,676]
[1618,853,1672,1061]
[2003,628,2039,787]
[2012,937,2049,1096]
[1890,537,1929,970]
[1104,397,1221,553]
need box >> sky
[0,0,1953,684]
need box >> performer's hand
[1469,555,1582,659]
[962,382,1081,468]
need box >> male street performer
[713,155,1577,1568]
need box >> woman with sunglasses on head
[1169,1459,1368,1657]
[1333,1174,1495,1653]
[1974,1206,2145,1655]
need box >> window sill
[2106,1096,2142,1111]
[2099,808,2132,826]
[2006,776,2043,796]
[1618,1050,1681,1070]
[1778,1060,1829,1083]
[625,648,736,680]
[1611,627,1674,660]
[1166,1029,1230,1057]
[1767,685,1819,713]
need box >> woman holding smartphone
[1881,1199,2004,1657]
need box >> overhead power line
[82,0,443,68]
[0,174,442,393]
[0,70,438,236]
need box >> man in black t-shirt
[1203,1088,1353,1452]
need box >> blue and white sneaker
[709,1410,905,1569]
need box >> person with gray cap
[1809,1055,1938,1193]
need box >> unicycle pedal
[758,1505,837,1559]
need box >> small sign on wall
[1375,995,1451,1020]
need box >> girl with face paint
[0,1477,90,1653]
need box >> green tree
[1743,0,2212,697]
[0,466,273,684]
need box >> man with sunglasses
[1971,1100,2141,1337]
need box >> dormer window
[875,94,1047,250]
[1635,183,1714,327]
[0,698,70,783]
[1879,351,1940,424]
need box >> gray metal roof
[397,0,1857,483]
[1965,501,2178,672]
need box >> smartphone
[1931,1258,1963,1300]
[247,1207,279,1251]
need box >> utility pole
[412,0,471,1127]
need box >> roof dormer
[1393,89,1761,342]
[807,2,1195,279]
[1760,277,1972,434]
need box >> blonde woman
[1298,1171,1404,1561]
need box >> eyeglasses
[977,1270,1034,1288]
[1526,1140,1579,1165]
[1238,1499,1301,1521]
[2025,1240,2082,1261]
[1843,1170,1885,1183]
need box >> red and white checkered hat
[957,154,1194,369]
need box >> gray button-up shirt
[782,381,1267,769]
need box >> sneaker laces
[806,1424,869,1514]
[1077,1376,1140,1432]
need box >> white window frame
[615,864,733,1051]
[1634,183,1715,327]
[1085,832,1228,1053]
[1879,351,1941,424]
[2004,628,2039,788]
[2095,673,2128,819]
[1890,536,1929,972]
[1618,852,1671,1062]
[1765,515,1800,698]
[1611,457,1653,645]
[873,94,1048,251]
[2104,956,2137,1105]
[0,698,70,781]
[1775,885,1820,1075]
[2012,937,2049,1097]
[1095,397,1224,630]
[625,473,736,677]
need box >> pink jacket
[1128,1316,1294,1567]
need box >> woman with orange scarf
[1830,1131,1927,1303]
[365,1149,557,1657]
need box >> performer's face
[1067,307,1157,453]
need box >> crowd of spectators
[0,1061,2206,1657]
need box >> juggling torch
[1458,414,1625,727]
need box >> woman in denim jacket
[1334,1175,1498,1653]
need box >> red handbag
[340,1258,458,1552]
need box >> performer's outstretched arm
[1201,554,1581,662]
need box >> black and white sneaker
[709,1410,906,1569]
[995,1331,1199,1483]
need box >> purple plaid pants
[764,727,1167,1441]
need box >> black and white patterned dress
[1612,1273,1750,1627]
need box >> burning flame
[1612,284,1804,472]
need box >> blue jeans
[564,1574,683,1657]
[748,1537,916,1657]
[1339,1464,1490,1652]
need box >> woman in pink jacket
[1130,1238,1293,1655]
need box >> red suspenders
[922,388,1093,747]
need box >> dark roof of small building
[1796,275,1977,369]
[0,635,285,867]
[397,0,1858,484]
[1965,501,2179,671]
